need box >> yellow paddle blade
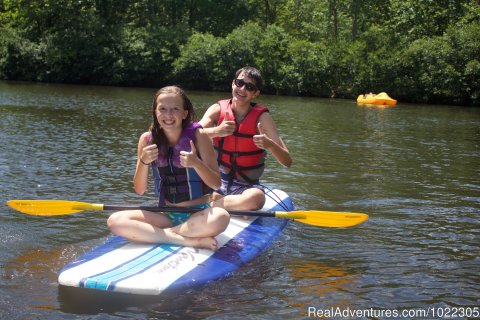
[6,200,104,216]
[276,210,368,228]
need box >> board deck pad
[58,189,294,295]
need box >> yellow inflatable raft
[357,92,397,106]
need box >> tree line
[1,0,479,105]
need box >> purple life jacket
[149,122,211,205]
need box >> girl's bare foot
[188,236,218,251]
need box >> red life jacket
[213,99,269,184]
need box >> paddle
[6,199,368,228]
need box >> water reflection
[2,245,75,314]
[287,258,359,312]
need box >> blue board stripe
[80,245,180,290]
[105,246,183,291]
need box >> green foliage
[217,22,265,85]
[173,32,224,90]
[186,1,255,36]
[253,24,291,93]
[0,0,479,105]
[0,26,45,80]
[387,0,469,41]
[117,25,190,87]
[174,22,291,92]
[391,13,480,105]
[279,40,331,96]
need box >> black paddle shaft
[102,205,276,217]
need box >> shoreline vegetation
[0,1,479,106]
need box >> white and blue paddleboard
[58,188,294,295]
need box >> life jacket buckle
[168,186,177,195]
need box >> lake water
[0,80,479,319]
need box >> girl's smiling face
[155,93,188,129]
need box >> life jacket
[149,122,212,205]
[213,99,268,186]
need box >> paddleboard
[58,188,294,295]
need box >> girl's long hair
[149,86,196,156]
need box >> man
[200,66,292,210]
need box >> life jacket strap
[214,145,265,157]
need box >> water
[0,81,479,319]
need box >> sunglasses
[234,78,257,92]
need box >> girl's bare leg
[171,207,230,238]
[107,207,229,250]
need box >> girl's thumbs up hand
[140,143,158,165]
[180,140,199,168]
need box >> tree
[1,0,479,104]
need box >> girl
[108,86,230,251]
